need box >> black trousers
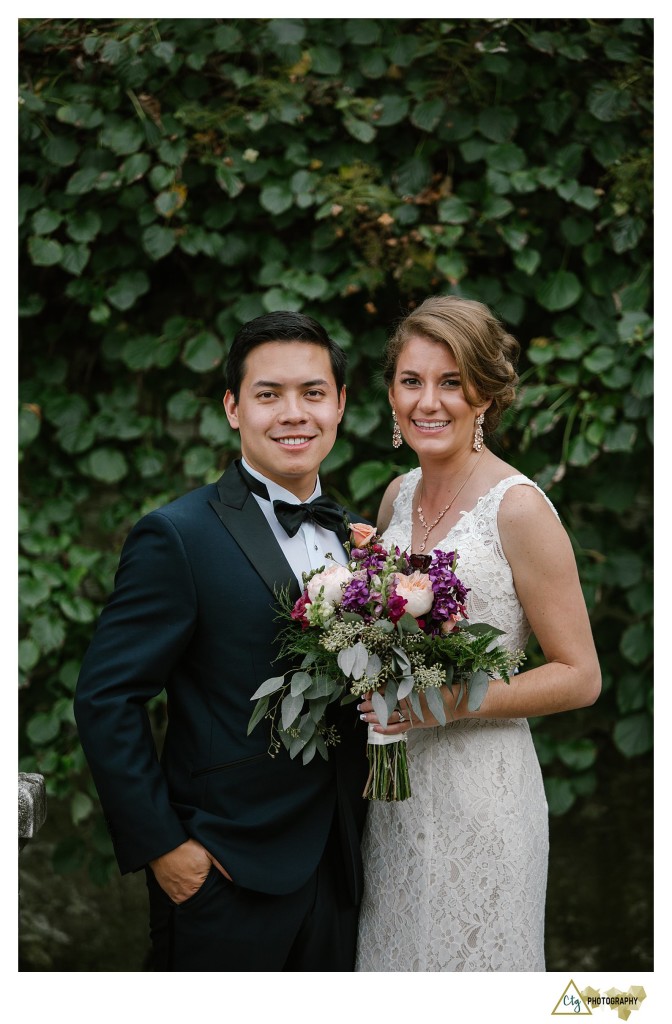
[145,828,360,972]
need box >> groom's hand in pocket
[149,837,232,904]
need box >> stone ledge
[19,773,47,845]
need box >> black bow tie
[272,496,348,540]
[237,462,349,543]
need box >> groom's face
[223,340,346,501]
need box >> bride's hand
[358,685,464,733]
[357,696,413,734]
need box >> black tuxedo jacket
[74,462,369,898]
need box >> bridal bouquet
[248,524,524,800]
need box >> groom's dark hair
[225,311,347,400]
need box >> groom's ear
[223,391,240,430]
[337,385,346,421]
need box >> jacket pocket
[191,751,268,778]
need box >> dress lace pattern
[355,471,551,972]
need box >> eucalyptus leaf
[247,695,269,735]
[425,686,447,726]
[397,675,415,701]
[467,670,491,712]
[371,690,389,728]
[281,692,305,730]
[290,671,314,695]
[250,675,286,699]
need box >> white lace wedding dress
[355,471,550,972]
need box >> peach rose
[350,522,377,548]
[392,571,434,618]
[306,564,353,606]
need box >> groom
[74,311,370,971]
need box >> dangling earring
[473,412,484,452]
[392,410,403,449]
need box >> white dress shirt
[241,458,348,586]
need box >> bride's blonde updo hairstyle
[383,295,520,434]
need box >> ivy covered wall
[19,18,652,883]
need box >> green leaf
[152,41,175,63]
[425,685,447,726]
[310,45,342,75]
[514,248,541,275]
[290,671,314,695]
[567,435,599,467]
[199,406,233,445]
[100,122,144,156]
[182,331,224,373]
[266,18,306,45]
[142,224,176,260]
[251,675,286,700]
[28,236,63,267]
[411,99,445,133]
[436,252,467,281]
[478,107,518,143]
[56,103,103,129]
[588,83,632,122]
[281,692,305,729]
[66,210,102,243]
[106,271,150,311]
[84,448,129,484]
[29,613,66,654]
[32,207,63,235]
[619,621,652,666]
[466,670,491,711]
[58,595,96,624]
[19,638,40,672]
[216,164,244,198]
[343,116,376,144]
[247,695,270,735]
[183,445,215,477]
[437,196,472,224]
[43,135,80,167]
[544,777,575,815]
[65,166,101,195]
[349,460,393,501]
[613,713,653,757]
[71,792,94,826]
[603,422,637,453]
[376,94,410,127]
[583,346,616,373]
[19,575,51,609]
[610,217,646,254]
[60,243,90,276]
[485,143,526,173]
[19,405,41,447]
[26,711,61,745]
[260,184,293,215]
[535,271,582,311]
[557,739,597,771]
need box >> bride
[355,295,601,972]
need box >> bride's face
[389,334,489,459]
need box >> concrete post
[19,773,47,853]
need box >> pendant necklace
[416,451,484,552]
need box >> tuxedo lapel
[209,462,302,604]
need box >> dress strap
[489,474,559,519]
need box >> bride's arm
[361,483,601,733]
[376,476,403,534]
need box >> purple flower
[341,578,371,612]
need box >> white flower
[392,571,434,617]
[306,564,353,607]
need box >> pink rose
[350,522,377,548]
[306,564,353,606]
[392,571,434,618]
